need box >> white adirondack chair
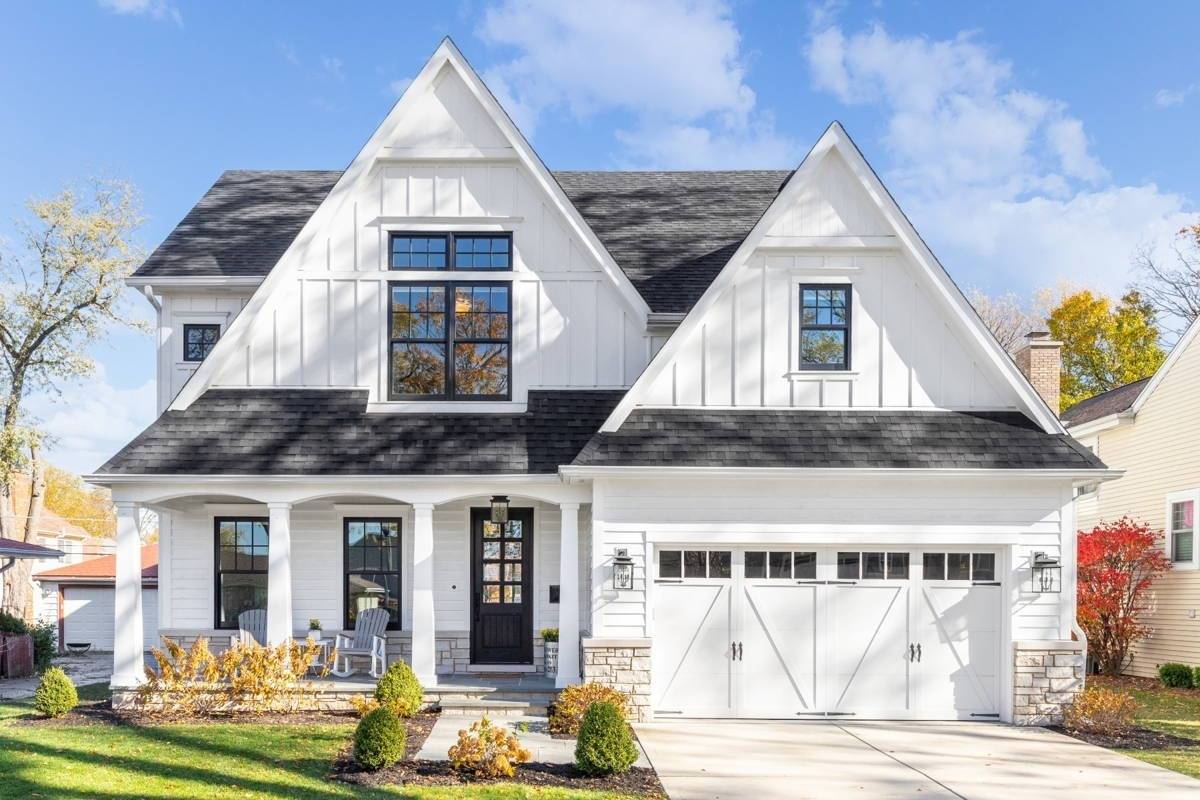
[331,607,389,678]
[230,608,267,648]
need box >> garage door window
[744,551,817,579]
[838,551,909,580]
[659,549,731,579]
[922,552,995,581]
[215,517,269,628]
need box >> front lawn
[1091,676,1200,779]
[0,684,644,800]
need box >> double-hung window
[1169,495,1195,565]
[214,517,268,629]
[389,282,510,399]
[345,518,402,630]
[799,285,851,370]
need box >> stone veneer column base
[1013,640,1085,725]
[582,637,652,721]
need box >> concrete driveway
[635,720,1199,799]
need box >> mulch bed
[1054,725,1199,751]
[332,756,666,797]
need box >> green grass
[0,684,644,800]
[1093,676,1200,780]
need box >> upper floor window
[389,281,510,400]
[1169,497,1194,564]
[799,285,851,370]
[183,323,221,362]
[389,233,511,270]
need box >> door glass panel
[683,551,707,578]
[506,520,523,539]
[862,552,885,580]
[837,552,859,580]
[744,551,766,579]
[483,564,500,582]
[972,553,996,581]
[504,585,522,604]
[483,542,500,560]
[504,563,522,582]
[793,552,816,580]
[504,542,522,559]
[947,553,971,581]
[482,585,500,603]
[887,552,909,580]
[709,551,731,579]
[482,522,501,538]
[769,551,792,579]
[923,553,945,580]
[659,550,681,578]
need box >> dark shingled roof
[1060,378,1151,427]
[553,171,791,312]
[132,170,341,280]
[96,389,625,476]
[131,169,791,313]
[572,409,1107,470]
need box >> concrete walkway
[0,653,112,700]
[635,720,1200,800]
[419,713,652,768]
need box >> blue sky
[1,0,1197,473]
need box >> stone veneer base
[1013,640,1085,725]
[581,637,652,721]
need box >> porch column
[556,502,581,687]
[111,501,144,688]
[411,502,436,685]
[266,502,293,646]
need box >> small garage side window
[214,517,268,629]
[744,551,816,580]
[658,550,731,579]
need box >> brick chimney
[1015,331,1063,415]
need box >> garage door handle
[909,644,915,662]
[916,644,922,662]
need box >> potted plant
[541,627,559,676]
[307,618,323,641]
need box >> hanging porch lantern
[1031,552,1062,593]
[613,548,635,591]
[489,495,510,525]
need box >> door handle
[916,643,922,662]
[909,643,915,662]
[737,642,743,661]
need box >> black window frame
[183,323,221,363]
[798,283,852,371]
[388,232,512,271]
[343,517,403,631]
[388,280,512,401]
[213,516,269,630]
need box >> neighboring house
[1065,316,1200,677]
[87,39,1112,725]
[0,537,64,615]
[34,545,158,652]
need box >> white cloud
[278,41,301,68]
[806,22,1194,295]
[1154,85,1194,108]
[97,0,182,26]
[478,0,797,168]
[321,55,345,83]
[25,367,156,476]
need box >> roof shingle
[1060,378,1151,427]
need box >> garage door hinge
[972,581,1002,586]
[970,713,1000,718]
[795,580,858,585]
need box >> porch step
[437,698,543,716]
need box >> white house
[89,38,1113,724]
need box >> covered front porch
[105,475,591,694]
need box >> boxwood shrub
[1158,662,1194,689]
[354,706,406,770]
[575,700,638,776]
[375,661,424,717]
[33,667,78,717]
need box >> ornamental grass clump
[548,682,629,735]
[375,661,424,717]
[1063,687,1138,735]
[354,706,407,770]
[574,700,638,776]
[1158,662,1194,689]
[33,667,78,718]
[448,716,531,779]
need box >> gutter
[560,465,1125,483]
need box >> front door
[470,507,533,664]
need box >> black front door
[471,507,534,664]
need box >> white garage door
[63,586,159,652]
[651,548,1001,720]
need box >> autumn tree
[968,288,1039,353]
[0,179,143,618]
[1077,518,1172,676]
[1132,221,1200,337]
[44,465,116,540]
[1046,289,1165,409]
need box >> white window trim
[789,276,856,375]
[172,311,230,368]
[1164,489,1199,570]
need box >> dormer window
[183,323,221,362]
[799,285,851,370]
[389,233,511,270]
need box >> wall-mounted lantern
[489,495,510,525]
[613,548,635,591]
[1031,552,1062,593]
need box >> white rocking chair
[330,607,389,678]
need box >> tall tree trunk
[12,447,47,621]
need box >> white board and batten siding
[157,292,252,412]
[588,476,1077,642]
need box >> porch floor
[304,672,557,693]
